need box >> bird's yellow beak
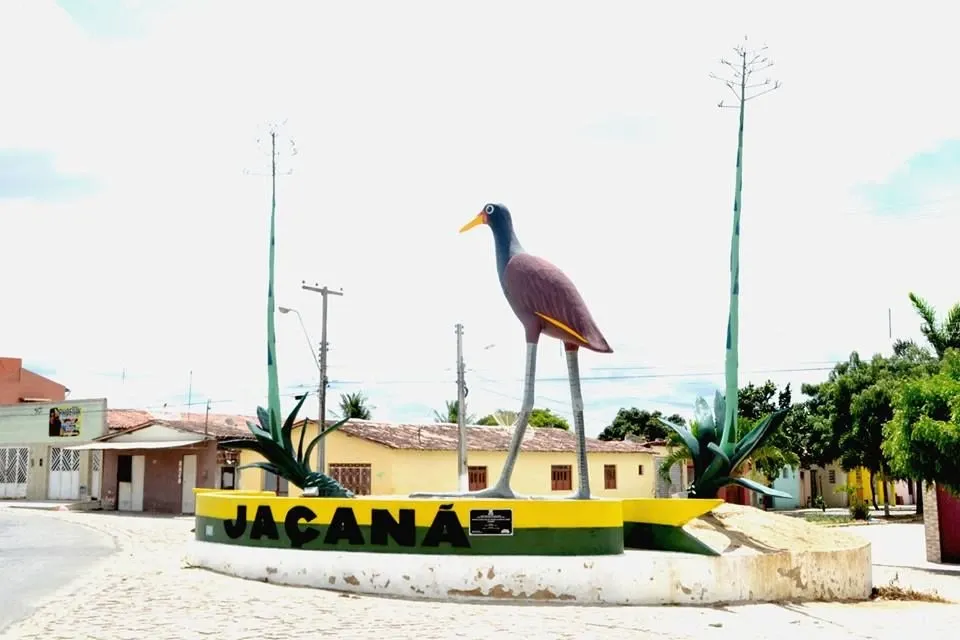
[459,211,488,233]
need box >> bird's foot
[409,484,523,500]
[561,490,592,500]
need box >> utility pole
[711,36,780,447]
[204,399,211,438]
[455,323,468,492]
[301,282,344,474]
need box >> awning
[62,438,206,451]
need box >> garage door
[937,484,960,564]
[48,447,80,500]
[0,447,29,499]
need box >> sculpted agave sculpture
[657,42,789,501]
[221,131,353,498]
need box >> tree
[900,292,960,359]
[597,408,686,442]
[433,400,475,425]
[884,348,960,495]
[528,408,570,430]
[338,391,372,420]
[477,408,568,430]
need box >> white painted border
[184,539,873,605]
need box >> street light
[277,306,323,456]
[278,306,321,374]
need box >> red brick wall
[101,441,219,514]
[0,357,67,404]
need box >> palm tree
[433,400,475,424]
[899,292,960,359]
[338,391,372,420]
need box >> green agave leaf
[713,391,726,434]
[280,393,309,457]
[244,419,273,442]
[731,409,789,468]
[693,396,715,432]
[237,461,285,476]
[220,438,267,453]
[731,475,793,499]
[706,441,731,466]
[301,417,351,470]
[256,406,271,433]
[657,418,700,457]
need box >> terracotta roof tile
[106,409,254,440]
[301,419,655,453]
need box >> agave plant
[657,48,789,501]
[221,395,354,497]
[219,127,354,499]
[658,392,789,499]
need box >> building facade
[0,397,107,501]
[64,410,248,514]
[238,419,659,498]
[0,357,68,404]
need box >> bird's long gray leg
[564,346,591,500]
[410,342,537,499]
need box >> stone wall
[923,482,941,563]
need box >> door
[0,448,29,499]
[48,447,80,500]
[90,450,102,500]
[936,484,960,563]
[131,455,145,512]
[181,454,197,514]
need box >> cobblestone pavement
[1,508,958,640]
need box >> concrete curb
[185,539,873,606]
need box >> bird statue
[413,203,612,500]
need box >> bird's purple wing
[504,254,612,353]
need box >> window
[604,464,617,490]
[263,470,289,496]
[637,464,644,476]
[800,470,805,480]
[828,469,837,484]
[551,465,572,491]
[220,467,236,490]
[329,463,372,495]
[468,466,487,491]
[782,468,789,479]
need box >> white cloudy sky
[1,1,958,435]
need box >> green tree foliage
[528,408,570,430]
[884,349,960,494]
[477,408,569,430]
[433,400,475,425]
[338,391,372,420]
[597,408,686,442]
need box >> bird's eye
[484,205,495,215]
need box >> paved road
[1,508,959,639]
[0,507,115,634]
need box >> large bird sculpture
[413,203,612,500]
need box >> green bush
[813,494,826,512]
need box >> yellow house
[801,462,898,508]
[847,467,896,506]
[236,419,659,498]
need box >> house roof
[299,419,656,454]
[106,409,254,441]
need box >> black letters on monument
[222,503,471,549]
[421,504,470,548]
[285,505,321,548]
[370,508,416,546]
[323,507,366,545]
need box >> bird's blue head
[460,203,514,238]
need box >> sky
[2,1,959,436]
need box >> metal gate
[90,450,102,499]
[48,447,80,500]
[937,484,960,564]
[0,447,29,499]
[328,463,372,495]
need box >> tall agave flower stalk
[658,42,788,500]
[221,130,353,498]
